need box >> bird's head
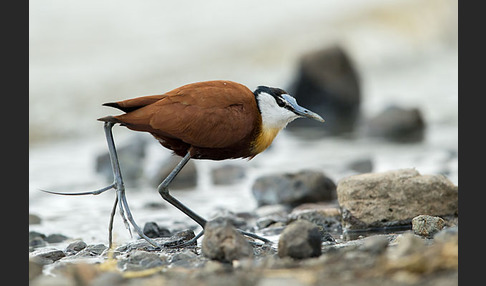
[254,86,324,130]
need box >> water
[29,0,457,246]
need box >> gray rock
[211,164,246,185]
[30,237,47,248]
[116,229,196,251]
[201,217,254,262]
[95,134,147,186]
[278,220,322,259]
[288,208,341,235]
[29,214,42,225]
[412,215,445,238]
[364,105,425,143]
[252,170,336,207]
[45,233,69,243]
[337,169,458,230]
[74,244,107,257]
[118,250,167,271]
[65,240,87,254]
[34,249,66,263]
[29,231,46,241]
[286,45,361,135]
[149,155,198,189]
[143,221,171,238]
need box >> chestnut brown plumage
[42,80,324,249]
[98,81,262,160]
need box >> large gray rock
[286,45,361,135]
[337,169,458,230]
[252,170,336,207]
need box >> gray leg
[157,152,208,228]
[41,122,160,249]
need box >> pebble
[65,240,87,254]
[34,249,66,263]
[278,220,322,259]
[142,221,171,238]
[412,215,445,238]
[118,250,167,271]
[45,233,69,243]
[201,217,254,262]
[29,214,42,225]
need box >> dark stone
[252,170,336,207]
[29,231,46,241]
[278,220,322,259]
[364,105,425,143]
[118,250,167,271]
[35,249,66,262]
[143,221,171,238]
[286,45,361,135]
[65,240,87,254]
[45,233,69,243]
[201,217,253,262]
[74,244,107,257]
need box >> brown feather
[98,80,263,160]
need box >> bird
[43,80,324,249]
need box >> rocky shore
[29,168,458,286]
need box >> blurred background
[29,0,457,244]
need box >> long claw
[39,184,115,196]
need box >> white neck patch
[256,92,300,130]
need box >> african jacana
[43,80,324,248]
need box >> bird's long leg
[157,152,271,246]
[103,122,160,248]
[157,152,208,228]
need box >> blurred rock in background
[286,45,361,136]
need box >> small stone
[30,237,47,248]
[45,233,69,243]
[143,221,171,238]
[278,220,322,259]
[29,214,42,225]
[118,250,167,271]
[202,217,254,262]
[29,231,46,241]
[74,244,107,257]
[35,249,66,262]
[412,215,445,238]
[65,240,87,254]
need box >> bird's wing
[114,81,260,149]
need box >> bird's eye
[276,98,286,107]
